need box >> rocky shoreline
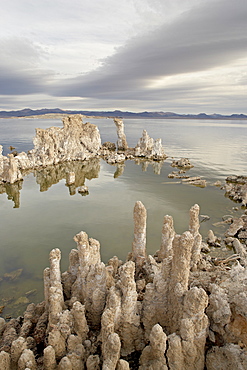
[1,115,247,369]
[0,200,247,369]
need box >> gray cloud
[0,38,52,95]
[52,0,247,101]
[0,0,247,113]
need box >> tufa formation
[1,201,247,369]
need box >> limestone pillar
[132,201,147,271]
[157,215,175,261]
[114,118,128,150]
[48,249,64,330]
[189,204,202,270]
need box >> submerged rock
[225,175,247,206]
[171,157,194,169]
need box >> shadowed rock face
[1,201,247,369]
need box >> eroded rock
[1,202,247,368]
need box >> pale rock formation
[117,360,130,369]
[182,176,207,187]
[61,249,79,300]
[114,118,128,150]
[225,217,244,237]
[10,336,27,366]
[18,348,37,370]
[232,239,247,263]
[71,232,108,328]
[0,116,167,195]
[58,356,72,370]
[225,175,247,206]
[207,229,219,246]
[43,345,57,370]
[166,231,195,333]
[131,201,147,272]
[0,115,101,184]
[47,249,64,330]
[171,157,193,168]
[1,154,22,184]
[100,260,143,358]
[117,261,143,355]
[206,344,247,370]
[0,145,4,174]
[178,287,208,369]
[139,324,168,369]
[48,328,66,360]
[0,318,6,337]
[2,201,247,368]
[135,130,166,159]
[157,214,175,261]
[0,351,11,370]
[71,301,89,341]
[30,115,101,166]
[207,263,247,347]
[189,204,203,270]
[86,354,100,370]
[106,153,126,164]
[102,332,121,369]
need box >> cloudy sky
[1,0,247,113]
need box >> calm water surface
[0,117,247,317]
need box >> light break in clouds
[0,0,247,114]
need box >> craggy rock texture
[134,130,166,160]
[0,115,101,186]
[114,118,128,151]
[0,116,166,206]
[0,148,23,184]
[225,175,247,206]
[171,157,194,169]
[1,201,247,368]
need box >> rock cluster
[168,158,206,187]
[1,202,247,369]
[0,115,166,186]
[134,130,166,160]
[225,175,247,206]
[0,115,101,185]
[171,157,194,169]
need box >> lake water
[0,117,247,317]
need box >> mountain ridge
[0,108,247,120]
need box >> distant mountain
[0,108,247,120]
[0,108,65,118]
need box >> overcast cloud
[0,0,247,113]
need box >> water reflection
[134,159,165,175]
[34,158,100,194]
[0,181,23,208]
[0,158,166,208]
